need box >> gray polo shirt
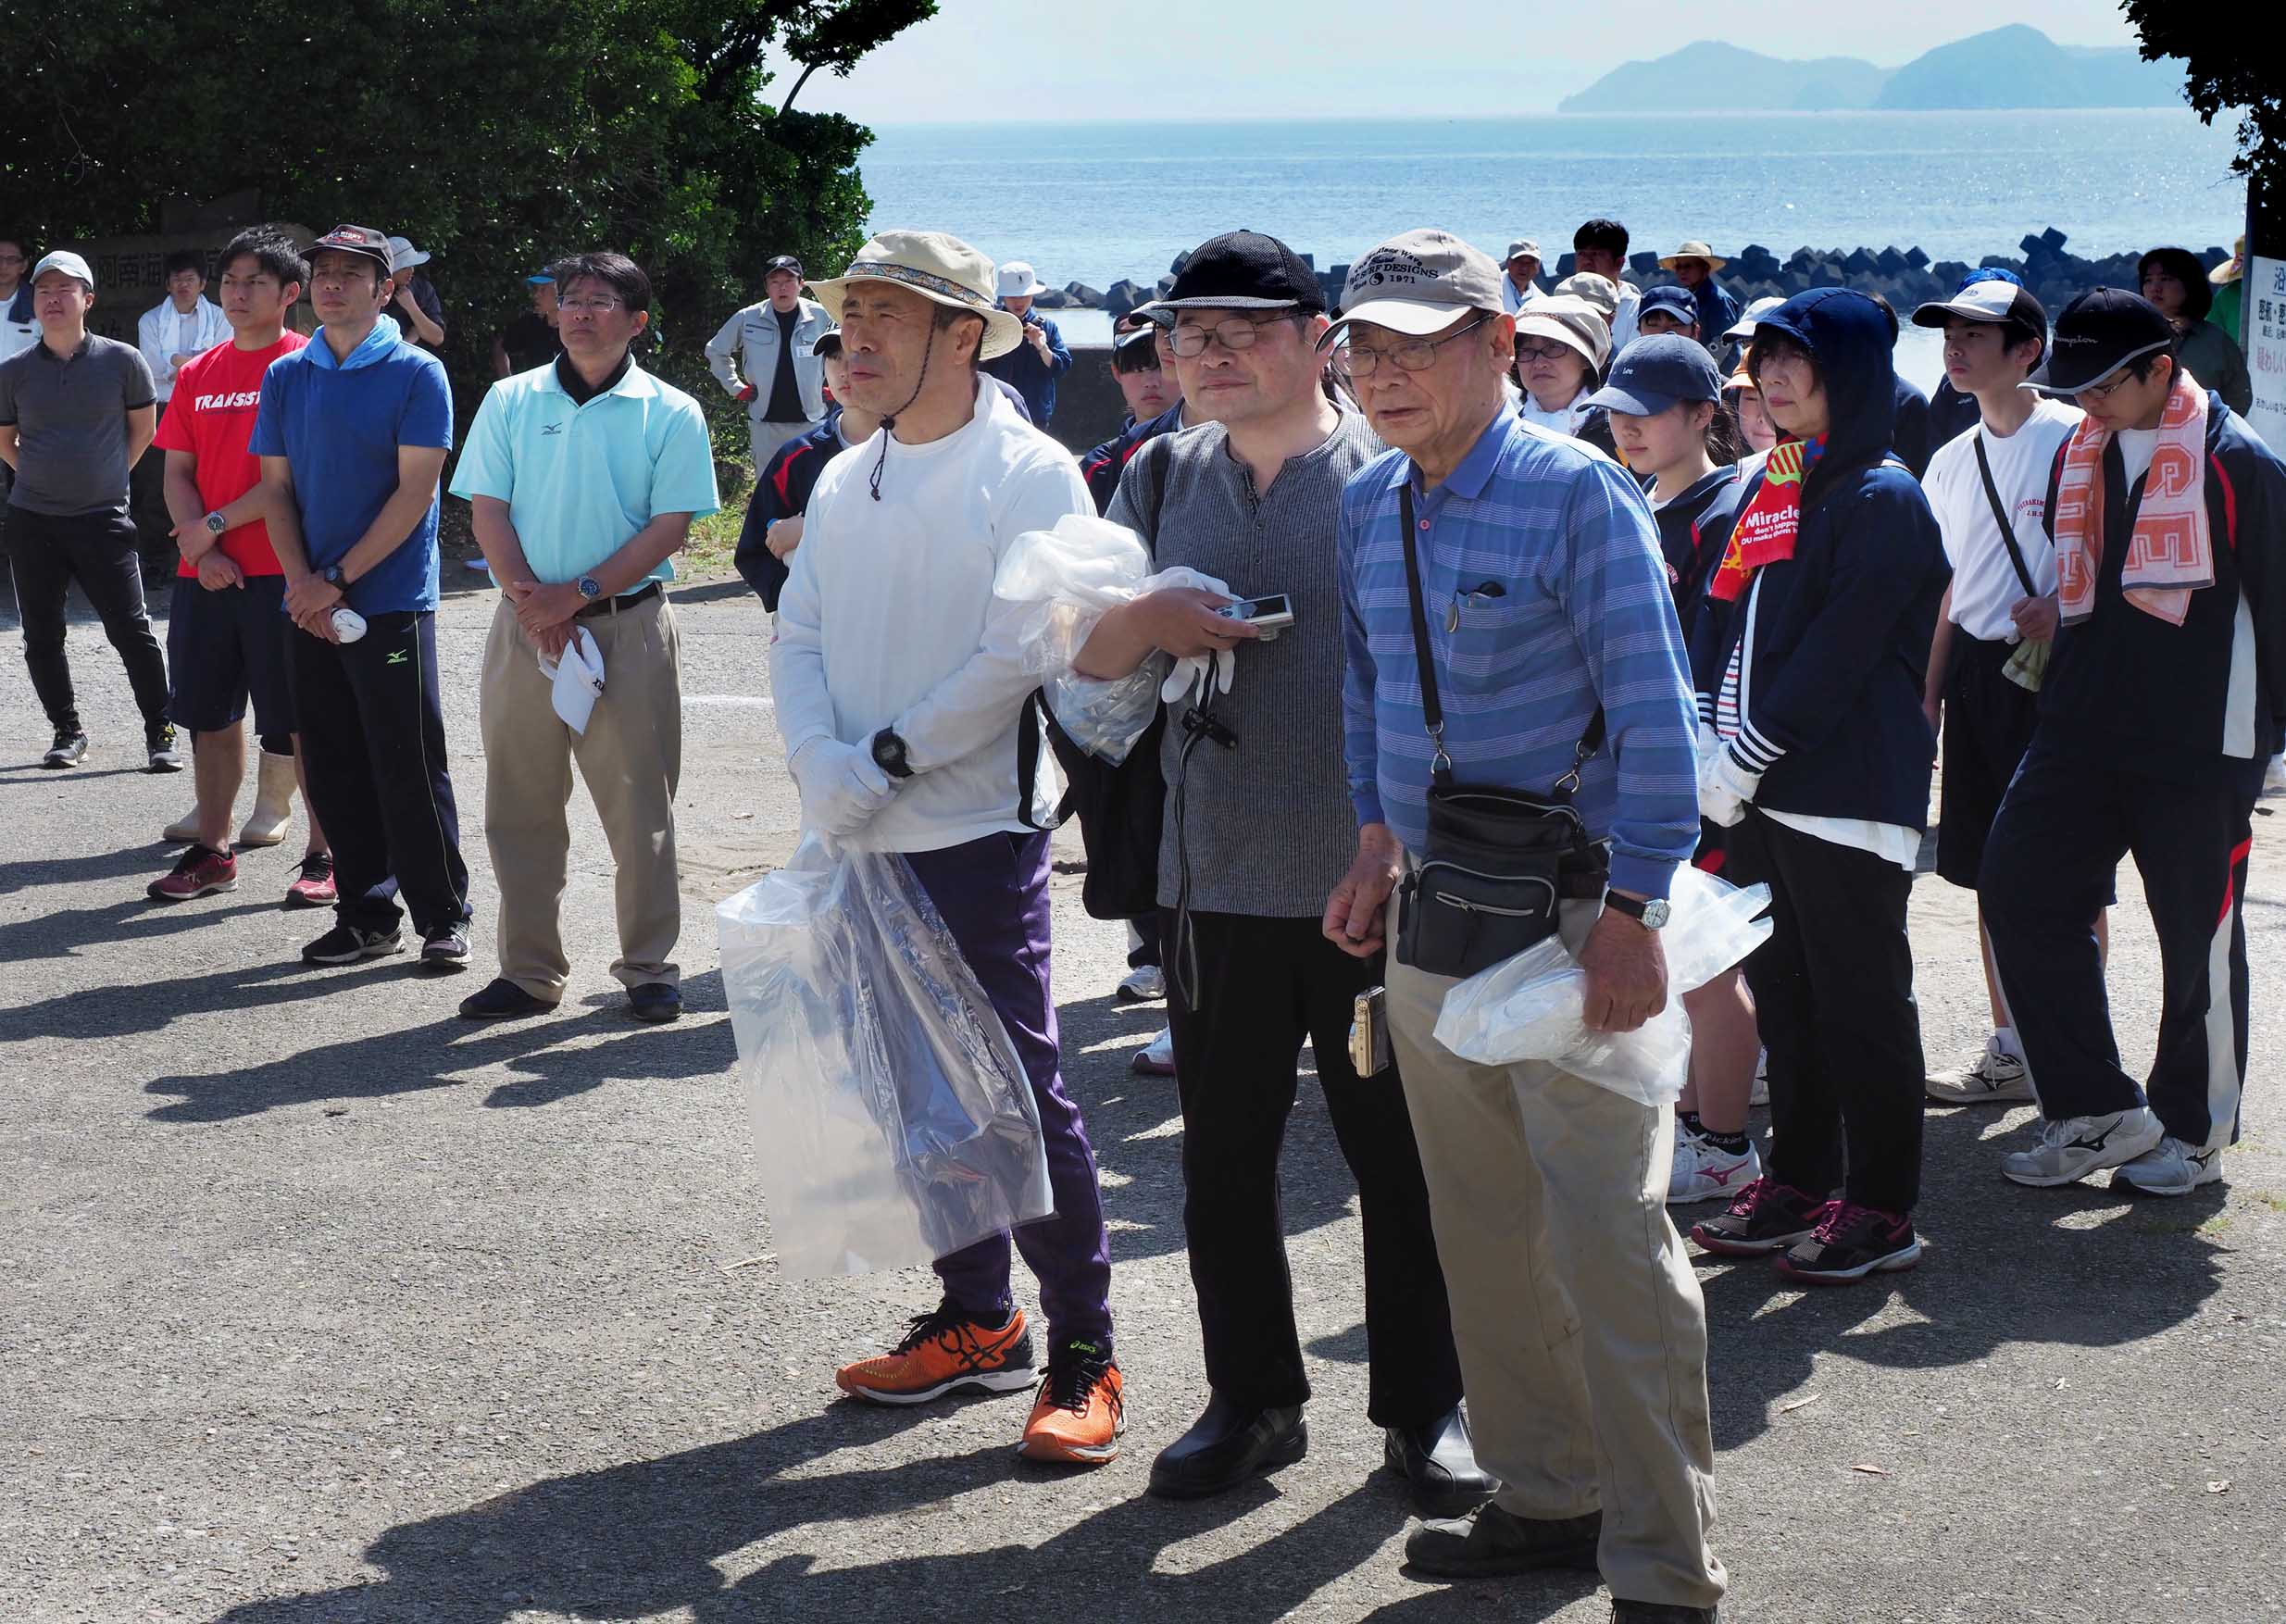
[1108,406,1383,918]
[0,333,157,518]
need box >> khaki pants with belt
[1383,889,1726,1611]
[480,593,682,1002]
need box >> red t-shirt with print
[153,331,309,577]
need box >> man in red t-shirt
[146,228,334,906]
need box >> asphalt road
[4,565,2283,1624]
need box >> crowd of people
[3,204,2280,1624]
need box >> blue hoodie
[1689,287,1951,830]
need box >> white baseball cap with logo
[1326,229,1506,342]
[32,250,96,291]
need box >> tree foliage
[2123,2,2285,206]
[0,0,932,415]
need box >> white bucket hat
[996,261,1049,300]
[386,235,431,272]
[810,231,1024,361]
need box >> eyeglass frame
[1164,310,1311,359]
[1335,314,1495,379]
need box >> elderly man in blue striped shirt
[1320,231,1725,1624]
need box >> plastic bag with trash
[1431,866,1773,1106]
[716,834,1055,1278]
[993,512,1236,763]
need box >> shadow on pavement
[0,839,212,894]
[0,898,282,983]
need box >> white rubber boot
[162,806,203,843]
[238,749,298,849]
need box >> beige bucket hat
[809,231,1024,361]
[1657,240,1729,272]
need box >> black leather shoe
[628,982,682,1022]
[1146,1393,1306,1499]
[458,977,556,1020]
[1403,1503,1602,1579]
[1612,1603,1717,1623]
[1384,1405,1500,1517]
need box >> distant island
[1558,24,2186,114]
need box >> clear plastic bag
[1430,866,1774,1106]
[716,834,1055,1278]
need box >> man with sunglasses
[1980,288,2286,1197]
[1320,231,1721,1621]
[1072,231,1488,1514]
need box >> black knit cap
[1157,231,1325,314]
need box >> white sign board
[2247,253,2286,457]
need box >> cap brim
[1658,256,1729,273]
[1582,383,1682,417]
[1721,321,1758,343]
[1154,294,1310,313]
[2022,336,2173,397]
[1324,297,1491,343]
[1911,296,2011,330]
[810,269,1025,361]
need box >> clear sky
[768,0,2148,124]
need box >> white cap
[32,250,95,290]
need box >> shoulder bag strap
[1396,482,1452,781]
[1972,431,2042,600]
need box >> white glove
[1160,645,1236,706]
[789,737,900,836]
[1694,721,1723,769]
[1698,743,1761,830]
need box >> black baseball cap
[310,224,394,280]
[1113,325,1162,371]
[764,254,805,279]
[810,326,842,357]
[1156,231,1325,315]
[2025,287,2175,396]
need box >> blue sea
[862,107,2247,383]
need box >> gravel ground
[3,562,2282,1624]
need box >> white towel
[541,626,606,733]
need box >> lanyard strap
[1396,479,1605,793]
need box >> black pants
[1981,744,2258,1147]
[4,506,172,734]
[287,609,469,937]
[1128,913,1163,971]
[1162,908,1464,1428]
[1727,811,1927,1213]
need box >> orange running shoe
[1018,1340,1125,1465]
[835,1302,1036,1405]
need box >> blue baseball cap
[1959,267,2023,291]
[1638,284,1699,327]
[527,272,556,285]
[1584,334,1724,417]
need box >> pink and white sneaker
[1668,1129,1762,1206]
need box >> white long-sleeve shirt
[768,375,1092,853]
[137,296,231,402]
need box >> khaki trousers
[1383,891,1726,1611]
[480,593,683,1001]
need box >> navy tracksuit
[1980,394,2286,1150]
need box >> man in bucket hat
[768,231,1125,1466]
[1655,241,1740,353]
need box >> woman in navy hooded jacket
[1683,288,1951,1285]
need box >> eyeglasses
[2075,370,2141,405]
[1166,316,1293,358]
[0,254,26,266]
[557,297,625,315]
[1338,316,1492,379]
[1514,340,1577,363]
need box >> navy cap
[2026,287,2176,396]
[1584,334,1724,417]
[765,254,805,279]
[1638,284,1699,327]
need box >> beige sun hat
[1551,271,1619,323]
[1514,296,1612,373]
[809,231,1025,361]
[1657,240,1728,272]
[2213,234,2246,286]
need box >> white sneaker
[2264,755,2286,798]
[2110,1136,2224,1197]
[1116,964,1167,1003]
[1131,1027,1176,1077]
[2001,1106,2165,1188]
[1668,1130,1762,1206]
[1927,1037,2035,1105]
[1750,1048,1769,1108]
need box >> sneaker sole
[837,1367,1038,1406]
[148,759,185,773]
[1692,1226,1816,1257]
[303,939,406,967]
[2111,1166,2225,1198]
[1132,1056,1177,1077]
[2001,1120,2167,1188]
[1925,1081,2036,1106]
[1775,1239,1922,1284]
[40,759,83,770]
[1017,1418,1129,1466]
[1668,1181,1755,1207]
[1113,987,1162,1005]
[419,949,471,972]
[147,877,238,903]
[282,890,336,910]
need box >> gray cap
[1551,271,1619,322]
[1505,238,1543,265]
[1328,230,1506,341]
[1514,296,1612,374]
[32,249,94,290]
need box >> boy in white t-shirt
[1914,281,2092,1104]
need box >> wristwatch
[869,729,915,780]
[203,510,229,535]
[1604,890,1672,930]
[576,576,603,600]
[321,564,348,589]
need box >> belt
[574,580,662,619]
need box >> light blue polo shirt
[449,355,719,588]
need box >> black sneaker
[145,722,186,772]
[627,981,682,1023]
[420,924,471,970]
[303,922,405,965]
[42,730,89,769]
[458,977,557,1020]
[1690,1178,1827,1257]
[1775,1202,1921,1285]
[1612,1602,1718,1622]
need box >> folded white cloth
[541,626,606,733]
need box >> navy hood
[1753,287,1896,475]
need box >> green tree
[2122,4,2284,206]
[1,0,931,431]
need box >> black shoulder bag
[1970,432,2050,693]
[1393,483,1611,979]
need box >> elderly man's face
[1673,257,1710,288]
[1344,309,1513,458]
[838,281,974,416]
[1506,255,1541,290]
